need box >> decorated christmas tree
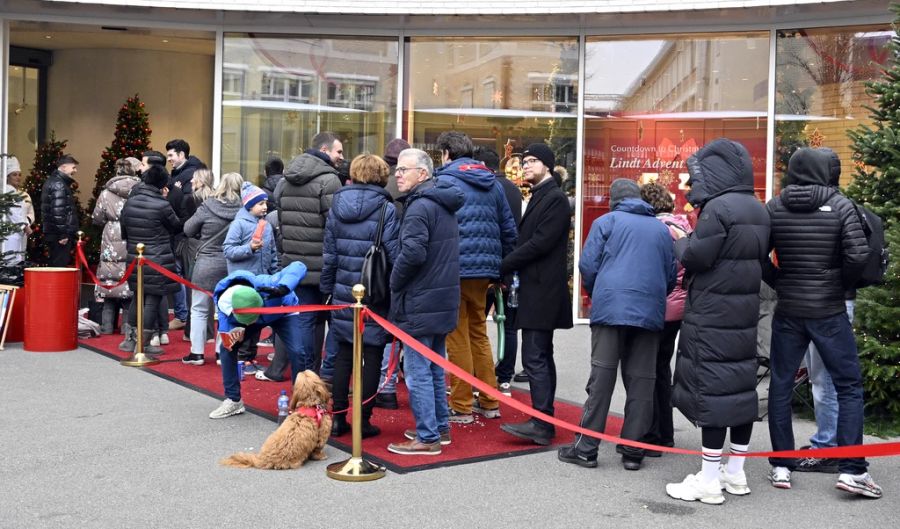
[845,3,900,417]
[80,95,152,264]
[0,190,28,284]
[23,133,67,265]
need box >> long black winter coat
[500,178,573,331]
[765,148,869,319]
[672,139,770,429]
[121,184,183,296]
[275,152,343,287]
[40,170,79,236]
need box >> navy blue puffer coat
[389,178,464,337]
[435,158,516,279]
[321,184,400,346]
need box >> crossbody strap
[195,223,231,258]
[373,202,388,248]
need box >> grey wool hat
[609,178,641,210]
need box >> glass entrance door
[6,63,41,176]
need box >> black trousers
[46,235,73,267]
[262,333,289,382]
[128,294,163,333]
[332,341,383,420]
[572,325,660,458]
[642,320,681,447]
[521,329,556,433]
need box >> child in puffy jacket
[223,182,279,276]
[221,181,279,372]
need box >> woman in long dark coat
[665,138,770,505]
[119,165,183,355]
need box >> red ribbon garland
[76,242,138,290]
[363,308,900,459]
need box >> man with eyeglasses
[434,131,517,425]
[386,148,464,456]
[499,143,573,446]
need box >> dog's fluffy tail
[220,452,264,469]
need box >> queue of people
[7,132,881,500]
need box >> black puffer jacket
[672,139,770,429]
[40,170,79,236]
[120,184,183,296]
[765,148,869,318]
[275,152,342,286]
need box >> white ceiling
[10,21,215,55]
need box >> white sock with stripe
[701,446,723,483]
[726,443,749,474]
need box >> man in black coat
[498,143,573,445]
[474,146,523,394]
[40,154,80,266]
[765,147,881,499]
[261,156,284,212]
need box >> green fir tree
[845,4,900,417]
[0,190,28,284]
[23,133,67,266]
[81,95,152,264]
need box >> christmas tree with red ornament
[82,95,152,263]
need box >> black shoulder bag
[360,202,390,306]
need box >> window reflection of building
[221,34,397,179]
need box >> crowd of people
[4,130,882,501]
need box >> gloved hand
[257,285,290,298]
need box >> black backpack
[852,202,890,288]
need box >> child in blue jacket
[223,182,279,275]
[208,261,308,419]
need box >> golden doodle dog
[220,370,332,470]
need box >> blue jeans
[171,259,189,321]
[218,314,305,402]
[319,327,338,380]
[768,312,867,475]
[805,300,855,449]
[379,341,399,394]
[404,334,450,444]
[296,285,324,372]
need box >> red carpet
[80,330,622,473]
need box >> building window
[581,32,769,318]
[222,66,246,99]
[326,75,377,111]
[260,72,312,103]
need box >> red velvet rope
[142,258,214,297]
[76,242,138,290]
[362,308,900,459]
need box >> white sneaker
[719,466,751,495]
[499,382,512,396]
[836,472,883,499]
[769,466,792,489]
[666,472,725,505]
[209,398,245,419]
[160,333,170,345]
[150,333,160,347]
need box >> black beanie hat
[522,143,555,170]
[609,178,641,209]
[142,165,169,190]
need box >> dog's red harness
[293,405,326,426]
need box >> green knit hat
[231,286,263,325]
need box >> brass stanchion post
[121,243,159,367]
[326,284,386,482]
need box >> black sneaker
[513,370,529,383]
[375,393,399,410]
[181,353,204,366]
[557,444,598,468]
[796,456,839,473]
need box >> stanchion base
[120,352,161,367]
[326,456,386,482]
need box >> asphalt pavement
[2,324,897,529]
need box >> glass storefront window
[222,34,398,182]
[405,37,579,187]
[774,25,891,190]
[581,33,769,318]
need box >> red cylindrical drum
[24,267,78,352]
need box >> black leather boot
[331,414,350,437]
